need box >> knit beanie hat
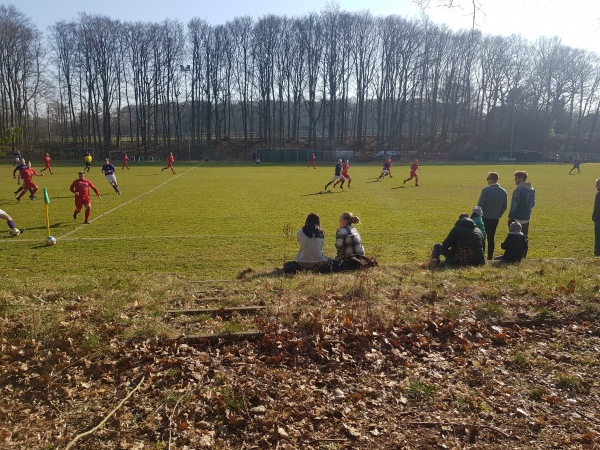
[509,221,522,233]
[472,206,483,216]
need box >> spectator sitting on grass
[335,212,365,261]
[296,213,330,269]
[495,221,528,263]
[429,213,485,267]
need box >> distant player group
[323,156,419,191]
[4,150,178,237]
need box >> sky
[13,0,600,55]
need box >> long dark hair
[302,213,324,238]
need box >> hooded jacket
[441,218,485,266]
[508,182,535,221]
[500,232,529,262]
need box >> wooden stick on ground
[407,421,511,439]
[64,376,145,450]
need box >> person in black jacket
[496,221,528,263]
[430,214,485,267]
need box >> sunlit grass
[0,160,599,344]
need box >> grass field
[1,160,598,282]
[2,159,600,449]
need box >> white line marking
[59,164,203,240]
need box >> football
[9,228,20,237]
[45,236,57,246]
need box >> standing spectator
[478,172,507,259]
[593,178,600,256]
[403,159,419,186]
[508,170,535,236]
[255,152,261,164]
[568,155,581,174]
[430,213,485,267]
[309,153,316,169]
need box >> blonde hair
[340,212,360,225]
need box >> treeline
[2,4,600,158]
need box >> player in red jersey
[16,162,44,202]
[334,160,352,189]
[161,152,175,174]
[403,159,419,186]
[122,152,130,170]
[309,153,316,169]
[40,153,53,174]
[70,171,102,224]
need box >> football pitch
[0,160,598,281]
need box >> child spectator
[470,206,487,253]
[497,221,528,262]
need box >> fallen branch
[168,391,189,450]
[64,376,145,450]
[179,330,264,345]
[407,421,511,439]
[167,306,266,316]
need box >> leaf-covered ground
[2,267,600,449]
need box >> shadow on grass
[366,178,383,183]
[21,222,65,231]
[391,185,406,189]
[302,190,345,196]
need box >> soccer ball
[9,228,20,237]
[45,236,57,246]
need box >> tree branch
[64,376,145,450]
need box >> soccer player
[14,150,21,166]
[386,156,393,177]
[84,152,93,172]
[102,158,121,194]
[41,153,53,174]
[13,158,29,198]
[70,171,102,224]
[122,152,130,169]
[162,152,175,174]
[0,209,23,236]
[334,160,352,189]
[568,155,581,174]
[377,160,391,181]
[16,161,43,202]
[403,159,419,186]
[324,159,345,190]
[309,153,316,169]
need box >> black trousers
[482,218,499,260]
